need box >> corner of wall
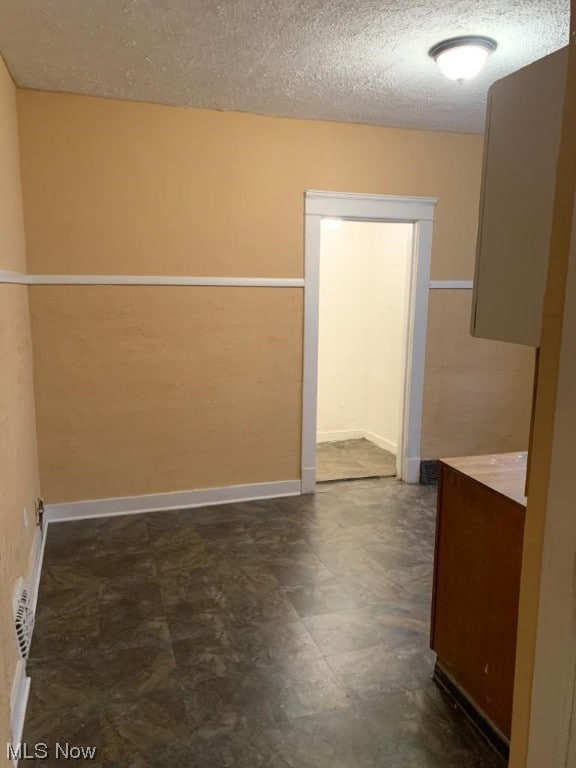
[0,52,42,751]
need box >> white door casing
[301,191,437,492]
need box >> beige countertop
[439,452,528,507]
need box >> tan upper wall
[0,58,40,748]
[17,90,482,280]
[0,61,27,272]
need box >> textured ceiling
[0,0,569,133]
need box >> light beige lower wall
[30,287,534,504]
[29,286,302,502]
[0,285,40,747]
[421,291,535,458]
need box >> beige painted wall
[0,59,40,748]
[17,91,481,280]
[318,222,373,438]
[510,15,576,766]
[422,290,535,459]
[16,90,534,503]
[367,224,412,449]
[317,221,411,452]
[29,286,302,502]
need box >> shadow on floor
[24,478,504,767]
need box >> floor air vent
[420,460,439,485]
[14,587,34,660]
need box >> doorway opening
[316,219,413,483]
[302,191,437,492]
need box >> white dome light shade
[323,218,343,230]
[436,44,490,81]
[430,36,497,83]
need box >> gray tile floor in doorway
[316,438,397,482]
[24,478,504,767]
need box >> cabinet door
[471,48,567,346]
[431,464,525,738]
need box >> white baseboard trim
[45,480,302,523]
[404,458,421,484]
[363,431,397,455]
[28,526,46,614]
[10,659,31,763]
[301,467,316,494]
[316,430,365,443]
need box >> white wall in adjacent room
[317,220,412,455]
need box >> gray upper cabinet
[471,48,568,347]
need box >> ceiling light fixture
[429,36,497,83]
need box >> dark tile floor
[24,479,504,767]
[316,439,396,482]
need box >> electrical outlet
[22,507,28,530]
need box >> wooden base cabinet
[431,454,527,744]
